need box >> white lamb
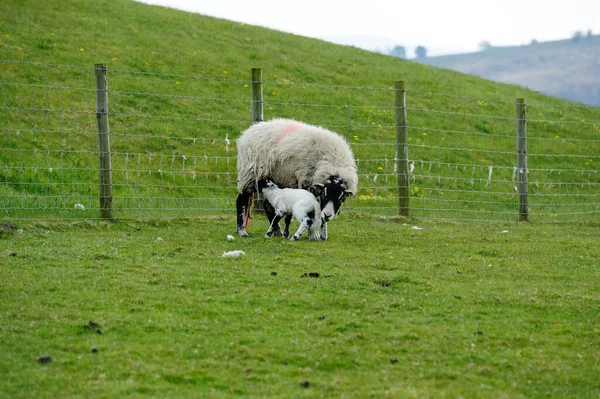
[258,179,322,241]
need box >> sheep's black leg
[319,221,328,241]
[265,214,284,238]
[264,199,283,237]
[283,215,292,238]
[236,191,252,237]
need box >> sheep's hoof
[290,236,300,241]
[272,229,284,237]
[265,233,273,238]
[237,228,249,238]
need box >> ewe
[236,119,358,239]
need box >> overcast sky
[138,0,600,56]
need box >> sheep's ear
[312,183,325,196]
[345,190,355,198]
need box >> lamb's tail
[243,194,253,229]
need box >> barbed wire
[0,59,94,70]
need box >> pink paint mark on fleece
[276,121,303,142]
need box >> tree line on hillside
[389,45,427,59]
[389,29,594,59]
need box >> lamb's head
[257,178,279,193]
[312,175,354,222]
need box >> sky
[138,0,600,56]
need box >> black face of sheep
[312,175,354,222]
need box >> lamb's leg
[283,215,292,238]
[265,214,284,238]
[291,216,311,241]
[236,191,252,237]
[319,221,328,241]
[264,199,284,237]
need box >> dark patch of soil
[37,355,52,364]
[84,321,102,334]
[1,223,20,231]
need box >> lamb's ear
[344,190,355,198]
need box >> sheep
[236,119,358,239]
[258,179,322,241]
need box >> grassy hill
[417,35,600,106]
[0,0,599,224]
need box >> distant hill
[416,35,600,106]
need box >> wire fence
[1,60,599,223]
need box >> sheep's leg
[291,216,311,241]
[319,221,328,241]
[264,199,284,237]
[283,215,292,238]
[236,191,252,237]
[265,214,284,238]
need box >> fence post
[516,98,528,222]
[94,64,113,220]
[394,80,410,216]
[251,68,265,212]
[251,68,263,124]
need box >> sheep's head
[312,175,354,222]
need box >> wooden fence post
[394,80,410,216]
[251,68,265,211]
[516,98,528,222]
[251,68,263,124]
[94,64,113,220]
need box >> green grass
[1,0,599,223]
[1,217,599,397]
[0,5,599,396]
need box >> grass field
[1,1,600,397]
[1,216,599,397]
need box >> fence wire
[1,60,599,223]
